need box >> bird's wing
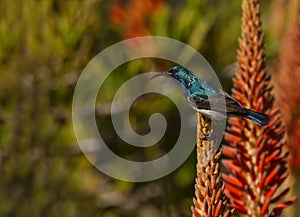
[187,94,210,110]
[187,94,248,116]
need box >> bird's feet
[201,129,220,142]
[201,134,211,141]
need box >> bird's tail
[244,109,270,126]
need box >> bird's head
[152,66,192,80]
[167,66,189,79]
[151,66,195,90]
[166,66,195,88]
[151,66,198,97]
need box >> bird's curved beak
[150,72,169,80]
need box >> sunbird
[153,65,270,126]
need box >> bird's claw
[201,129,220,142]
[201,134,210,141]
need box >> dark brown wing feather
[188,95,249,116]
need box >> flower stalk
[222,0,296,216]
[192,113,233,217]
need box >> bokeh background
[0,0,299,217]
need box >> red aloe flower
[275,17,300,168]
[222,0,296,216]
[109,0,163,38]
[192,114,234,217]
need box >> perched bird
[153,65,270,126]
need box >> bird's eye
[168,68,177,75]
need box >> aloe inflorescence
[222,0,296,216]
[192,114,234,217]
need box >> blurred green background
[0,0,298,217]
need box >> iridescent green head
[167,66,193,79]
[151,65,198,93]
[166,66,196,89]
